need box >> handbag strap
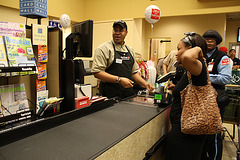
[186,58,211,85]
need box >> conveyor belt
[0,101,162,160]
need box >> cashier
[91,20,154,99]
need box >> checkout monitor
[67,20,93,58]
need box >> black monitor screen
[238,27,240,42]
[71,20,93,58]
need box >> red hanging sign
[151,9,160,20]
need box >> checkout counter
[0,19,172,159]
[0,95,170,160]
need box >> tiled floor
[222,123,239,160]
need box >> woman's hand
[167,82,175,90]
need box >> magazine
[0,83,30,117]
[36,90,48,113]
[3,36,36,75]
[0,36,9,76]
[0,21,26,38]
[38,45,48,62]
[37,63,47,79]
[36,79,46,92]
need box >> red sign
[222,58,229,65]
[151,9,160,20]
[75,96,89,109]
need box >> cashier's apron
[99,43,135,99]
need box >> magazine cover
[36,79,46,92]
[0,83,29,117]
[36,90,48,113]
[38,45,48,62]
[0,21,26,38]
[0,36,8,67]
[3,36,36,75]
[0,36,9,76]
[37,63,47,79]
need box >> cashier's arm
[94,71,135,88]
[94,71,154,91]
[132,73,154,92]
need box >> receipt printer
[74,84,92,99]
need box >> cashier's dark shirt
[170,60,208,125]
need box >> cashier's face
[112,25,128,45]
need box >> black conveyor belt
[0,101,162,160]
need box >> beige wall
[92,14,228,61]
[0,0,84,22]
[132,18,143,55]
[0,5,49,25]
[1,0,239,23]
[83,0,240,21]
[143,14,227,58]
[226,20,240,49]
[1,5,239,61]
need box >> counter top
[0,97,170,160]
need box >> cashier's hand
[144,83,154,93]
[120,77,134,88]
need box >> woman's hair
[182,32,208,57]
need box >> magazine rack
[0,62,37,75]
[0,66,36,73]
[37,99,63,117]
[0,110,33,126]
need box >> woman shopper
[165,32,208,160]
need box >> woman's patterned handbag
[180,61,223,135]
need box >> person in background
[91,20,154,99]
[162,50,177,75]
[201,30,232,160]
[219,47,233,69]
[134,52,142,62]
[218,46,228,53]
[165,32,208,160]
[162,50,186,85]
[156,57,166,76]
[229,49,240,69]
[134,52,150,94]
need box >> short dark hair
[202,30,222,45]
[229,49,236,53]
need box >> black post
[37,17,41,25]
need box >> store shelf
[0,66,36,73]
[0,110,33,126]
